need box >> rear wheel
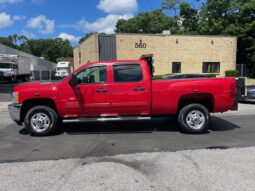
[178,104,210,134]
[24,106,59,136]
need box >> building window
[172,62,181,73]
[113,63,143,83]
[203,62,220,73]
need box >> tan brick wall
[116,34,237,77]
[73,34,99,70]
[75,33,237,77]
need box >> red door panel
[110,62,151,116]
[75,84,110,117]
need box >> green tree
[198,0,255,75]
[116,9,177,34]
[0,35,73,63]
[179,2,199,34]
[162,0,181,17]
[198,0,237,35]
[24,38,73,62]
[0,34,28,49]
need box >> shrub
[207,74,217,78]
[153,75,165,80]
[153,73,172,80]
[225,70,239,77]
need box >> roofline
[114,33,237,39]
[73,33,99,49]
[0,42,56,64]
[75,32,237,47]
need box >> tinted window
[113,64,142,82]
[76,65,107,84]
[203,62,220,73]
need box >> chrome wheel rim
[30,113,51,133]
[186,110,205,130]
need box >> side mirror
[69,74,78,87]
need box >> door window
[76,65,107,84]
[113,64,143,83]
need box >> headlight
[12,92,19,104]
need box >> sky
[0,0,203,46]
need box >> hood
[13,81,58,92]
[13,81,61,103]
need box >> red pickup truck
[8,55,238,136]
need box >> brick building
[73,33,237,77]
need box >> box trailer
[0,54,31,83]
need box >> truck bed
[151,78,236,115]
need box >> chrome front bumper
[8,104,22,125]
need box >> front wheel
[24,106,59,136]
[178,104,210,134]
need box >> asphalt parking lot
[0,103,254,162]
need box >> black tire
[178,104,210,134]
[24,106,59,136]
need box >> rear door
[110,62,151,116]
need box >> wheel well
[178,93,214,112]
[20,98,58,122]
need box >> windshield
[0,63,12,69]
[57,67,68,71]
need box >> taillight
[230,82,236,98]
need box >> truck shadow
[210,116,241,131]
[37,116,240,136]
[19,116,241,136]
[61,118,178,135]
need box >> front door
[74,65,111,117]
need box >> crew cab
[8,55,238,136]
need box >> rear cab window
[113,63,143,83]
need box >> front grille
[0,71,4,77]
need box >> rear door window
[113,63,143,83]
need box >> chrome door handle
[96,88,108,93]
[134,86,145,91]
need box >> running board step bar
[63,116,151,123]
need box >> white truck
[55,61,73,79]
[0,54,31,83]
